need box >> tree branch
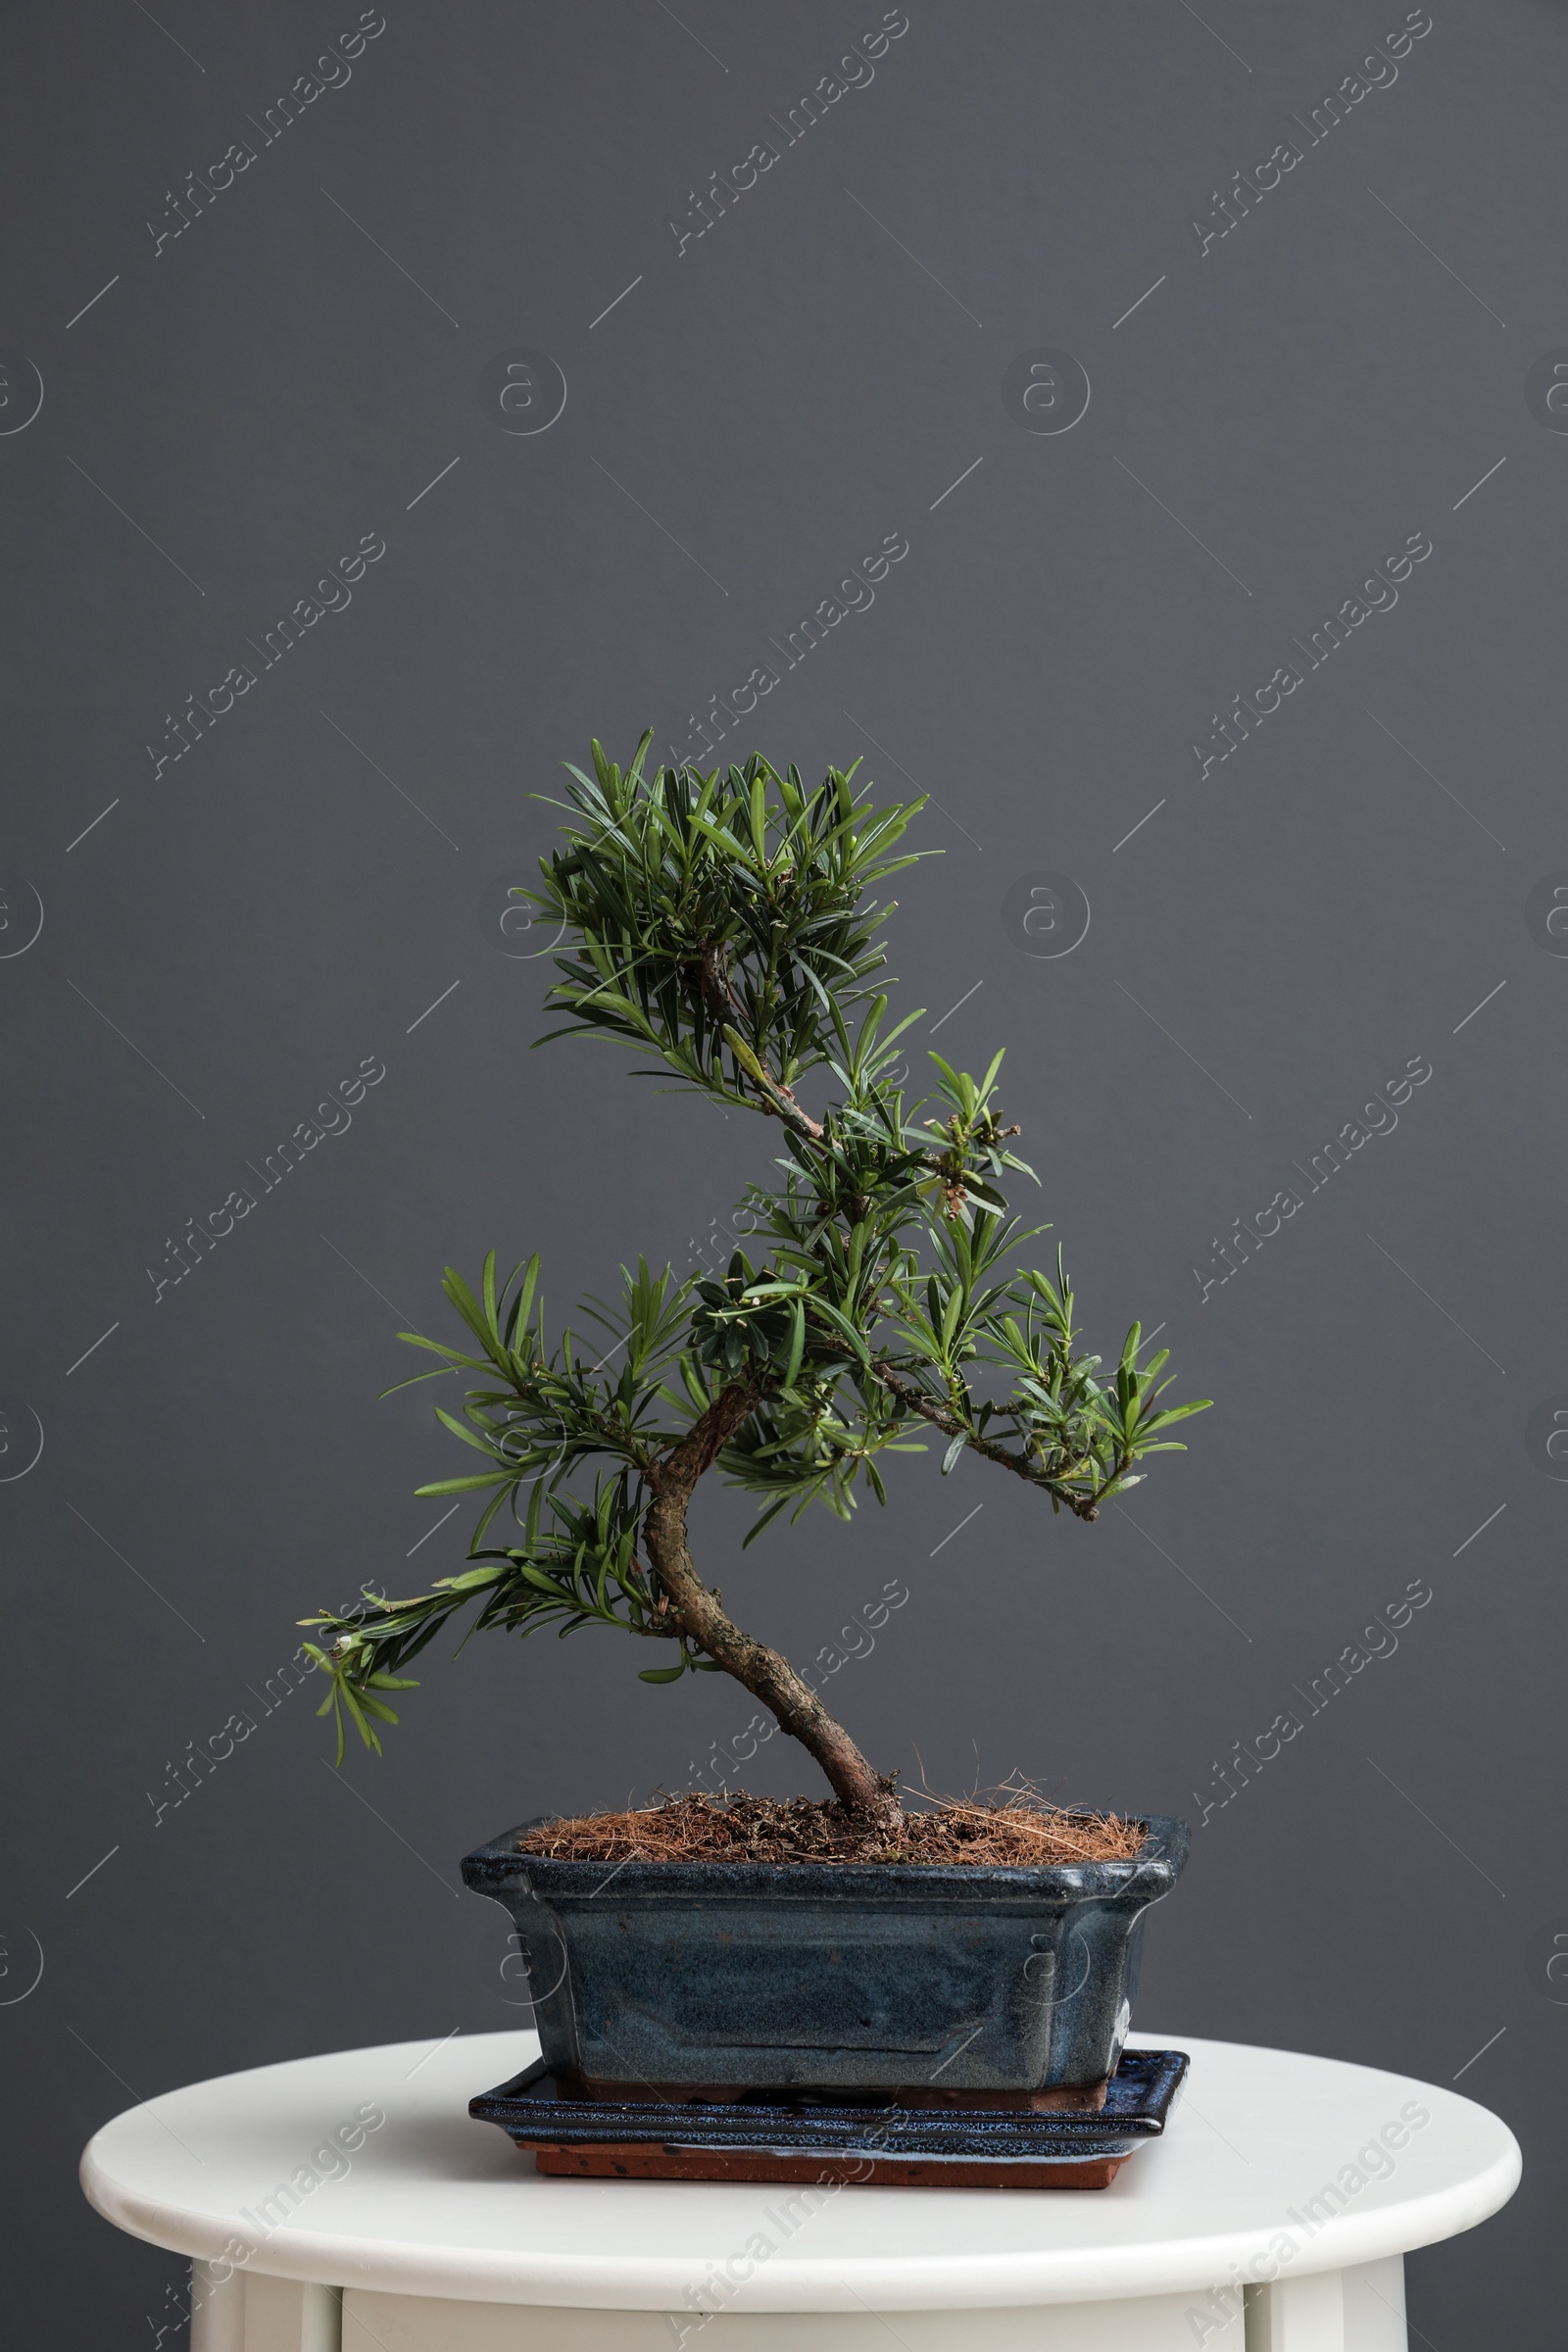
[870,1359,1105,1519]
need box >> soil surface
[515,1789,1145,1867]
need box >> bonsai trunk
[643,1382,903,1836]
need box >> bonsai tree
[303,739,1207,1839]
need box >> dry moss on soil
[516,1789,1145,1867]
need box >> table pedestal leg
[1247,2257,1406,2351]
[190,2262,244,2352]
[190,2265,342,2352]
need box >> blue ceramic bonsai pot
[461,1813,1188,2098]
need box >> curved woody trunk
[642,1382,903,1835]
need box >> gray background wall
[2,0,1561,2340]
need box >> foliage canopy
[302,739,1208,1819]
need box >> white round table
[80,2029,1519,2351]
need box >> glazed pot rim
[461,1811,1190,1899]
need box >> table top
[79,2029,1520,2313]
